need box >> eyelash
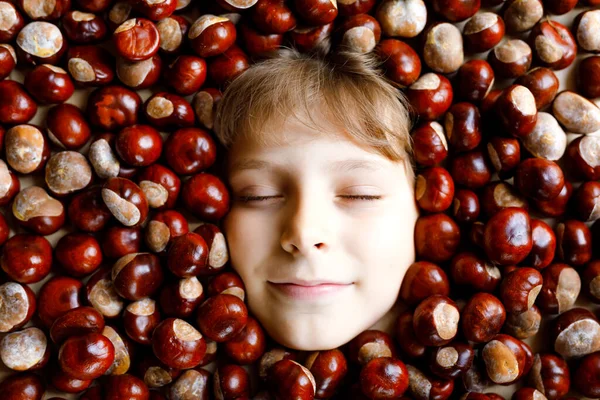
[236,195,382,203]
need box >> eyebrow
[229,158,386,174]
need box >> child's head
[213,46,419,351]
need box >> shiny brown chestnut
[289,23,334,53]
[524,219,556,270]
[164,127,217,176]
[551,307,600,358]
[406,73,454,121]
[488,39,532,79]
[24,65,74,104]
[537,263,580,316]
[156,15,189,55]
[115,124,162,167]
[429,342,474,380]
[152,318,206,369]
[483,207,532,265]
[455,60,494,104]
[194,223,230,273]
[196,293,248,343]
[411,121,448,167]
[215,363,252,400]
[0,44,16,80]
[533,181,572,218]
[413,295,460,347]
[449,251,501,293]
[0,327,49,371]
[137,164,181,210]
[480,181,527,218]
[0,2,25,42]
[572,181,600,222]
[555,220,592,266]
[0,282,36,333]
[0,81,38,125]
[376,0,427,38]
[113,18,160,62]
[86,85,142,131]
[414,213,461,263]
[339,14,381,54]
[68,187,112,233]
[444,102,481,153]
[504,305,542,340]
[188,14,236,58]
[461,292,506,343]
[583,260,600,304]
[62,11,108,44]
[50,306,105,344]
[37,276,83,328]
[145,209,188,252]
[528,19,576,70]
[58,333,115,380]
[46,103,91,150]
[400,261,450,306]
[500,267,543,314]
[85,267,124,319]
[181,173,230,221]
[16,21,67,65]
[206,271,245,301]
[578,56,600,99]
[102,225,142,259]
[415,167,454,212]
[137,353,181,389]
[207,45,250,88]
[67,45,115,87]
[251,0,297,33]
[496,84,538,138]
[573,352,600,398]
[123,298,160,345]
[222,316,266,365]
[239,20,284,57]
[502,0,543,33]
[112,252,164,301]
[50,366,93,394]
[422,22,464,74]
[515,67,559,110]
[347,330,397,365]
[131,0,176,20]
[102,177,149,227]
[481,334,527,384]
[159,276,204,318]
[302,348,347,399]
[360,357,408,399]
[103,374,149,400]
[143,92,194,129]
[101,325,135,376]
[116,54,162,90]
[294,0,337,25]
[449,149,492,189]
[17,0,70,20]
[1,233,52,284]
[12,185,65,235]
[376,39,421,88]
[167,232,209,277]
[0,372,45,400]
[515,158,564,202]
[164,55,207,96]
[463,12,504,53]
[55,233,103,277]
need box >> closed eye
[236,195,382,203]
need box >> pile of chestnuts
[0,0,600,399]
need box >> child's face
[222,112,419,351]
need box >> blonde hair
[213,45,415,180]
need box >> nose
[280,191,333,256]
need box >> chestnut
[463,12,504,53]
[68,187,112,233]
[0,81,38,125]
[194,223,229,273]
[59,333,115,380]
[206,271,245,301]
[123,298,161,345]
[552,90,600,134]
[24,64,74,104]
[483,207,532,265]
[503,0,543,33]
[16,21,66,65]
[196,293,248,343]
[414,213,461,263]
[376,38,421,88]
[528,353,570,400]
[495,84,537,138]
[156,15,189,55]
[521,112,566,161]
[116,55,162,90]
[0,282,36,333]
[571,181,600,222]
[444,102,481,153]
[289,23,334,53]
[0,327,49,371]
[413,295,459,347]
[504,305,542,340]
[137,354,181,389]
[455,60,494,104]
[573,352,600,398]
[168,369,210,399]
[422,22,464,74]
[50,366,93,394]
[45,151,93,196]
[0,2,25,43]
[132,0,176,20]
[0,44,16,80]
[164,55,207,96]
[37,276,83,328]
[583,260,600,304]
[415,167,454,212]
[303,349,347,398]
[529,20,576,70]
[578,56,600,98]
[536,263,580,315]
[222,316,266,365]
[56,233,103,277]
[499,267,543,315]
[17,0,70,20]
[239,20,284,56]
[103,374,149,400]
[102,225,143,259]
[405,364,454,400]
[258,347,299,382]
[207,45,250,88]
[461,292,506,343]
[0,372,45,400]
[359,357,408,399]
[533,181,572,218]
[116,124,163,167]
[251,0,297,33]
[145,209,188,252]
[188,15,236,58]
[452,189,480,224]
[449,251,501,293]
[266,358,314,399]
[213,363,251,399]
[102,325,134,375]
[152,318,206,369]
[524,219,556,270]
[488,39,532,79]
[62,11,107,43]
[137,164,181,210]
[102,177,149,227]
[515,158,564,202]
[46,103,92,150]
[50,306,105,344]
[12,185,65,235]
[338,14,381,54]
[112,252,164,301]
[406,73,454,121]
[480,181,527,218]
[1,234,53,284]
[182,173,230,221]
[411,121,448,167]
[166,232,209,277]
[113,18,160,62]
[67,45,115,87]
[159,276,204,318]
[555,220,592,266]
[400,261,450,306]
[551,307,600,358]
[5,124,50,174]
[86,85,142,131]
[450,149,492,189]
[515,67,559,110]
[481,334,527,384]
[143,93,194,129]
[429,342,474,380]
[376,0,427,38]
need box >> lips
[268,281,353,300]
